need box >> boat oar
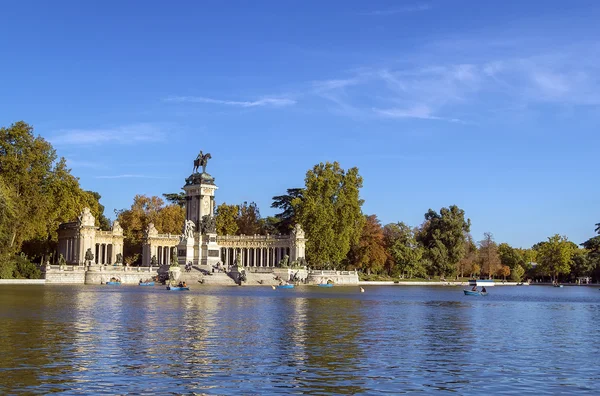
[360,287,365,293]
[271,285,276,290]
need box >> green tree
[511,264,525,282]
[347,215,387,274]
[162,192,186,207]
[570,249,592,278]
[498,243,526,269]
[0,177,16,255]
[537,234,575,281]
[385,222,425,278]
[237,201,262,235]
[416,205,471,277]
[271,188,304,234]
[0,121,109,263]
[478,232,501,279]
[259,216,281,235]
[86,191,111,230]
[215,203,239,235]
[581,223,600,280]
[297,162,364,268]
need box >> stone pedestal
[169,266,181,282]
[200,232,221,268]
[178,236,195,266]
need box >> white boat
[468,279,495,287]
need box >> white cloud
[374,105,461,122]
[51,123,167,145]
[307,40,600,122]
[165,96,296,107]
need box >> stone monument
[178,219,196,265]
[183,150,221,268]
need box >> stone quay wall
[306,270,359,285]
[0,279,46,285]
[45,266,87,284]
[45,265,159,285]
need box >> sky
[1,0,598,248]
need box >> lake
[1,284,599,394]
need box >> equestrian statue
[193,150,212,174]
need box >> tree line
[2,121,599,282]
[0,122,110,277]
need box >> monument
[181,150,221,268]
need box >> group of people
[139,278,153,284]
[176,281,187,288]
[471,285,487,293]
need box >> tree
[471,263,481,278]
[271,188,304,234]
[155,204,185,235]
[498,243,525,269]
[259,216,281,235]
[570,249,592,278]
[86,191,111,230]
[0,121,109,264]
[347,215,387,274]
[385,222,425,278]
[478,232,501,279]
[162,192,186,207]
[117,195,183,263]
[237,201,262,235]
[537,234,575,281]
[457,233,477,278]
[511,265,525,282]
[497,265,510,281]
[296,162,364,268]
[581,223,600,280]
[215,203,239,235]
[416,205,471,277]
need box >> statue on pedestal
[193,150,212,174]
[200,215,217,234]
[85,248,94,265]
[183,219,195,239]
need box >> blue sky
[1,0,598,248]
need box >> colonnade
[94,243,114,265]
[156,246,177,265]
[60,237,79,263]
[221,247,291,267]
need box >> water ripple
[1,285,599,394]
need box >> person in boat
[471,285,478,291]
[481,286,487,293]
[139,279,143,284]
[182,281,187,287]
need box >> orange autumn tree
[117,195,184,264]
[347,215,387,274]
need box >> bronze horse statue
[193,152,211,174]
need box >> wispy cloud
[361,3,431,16]
[95,174,170,179]
[307,40,600,123]
[374,105,461,122]
[165,96,296,107]
[51,123,168,145]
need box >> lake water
[1,285,599,394]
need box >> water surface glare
[1,285,599,394]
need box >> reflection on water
[1,285,599,394]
